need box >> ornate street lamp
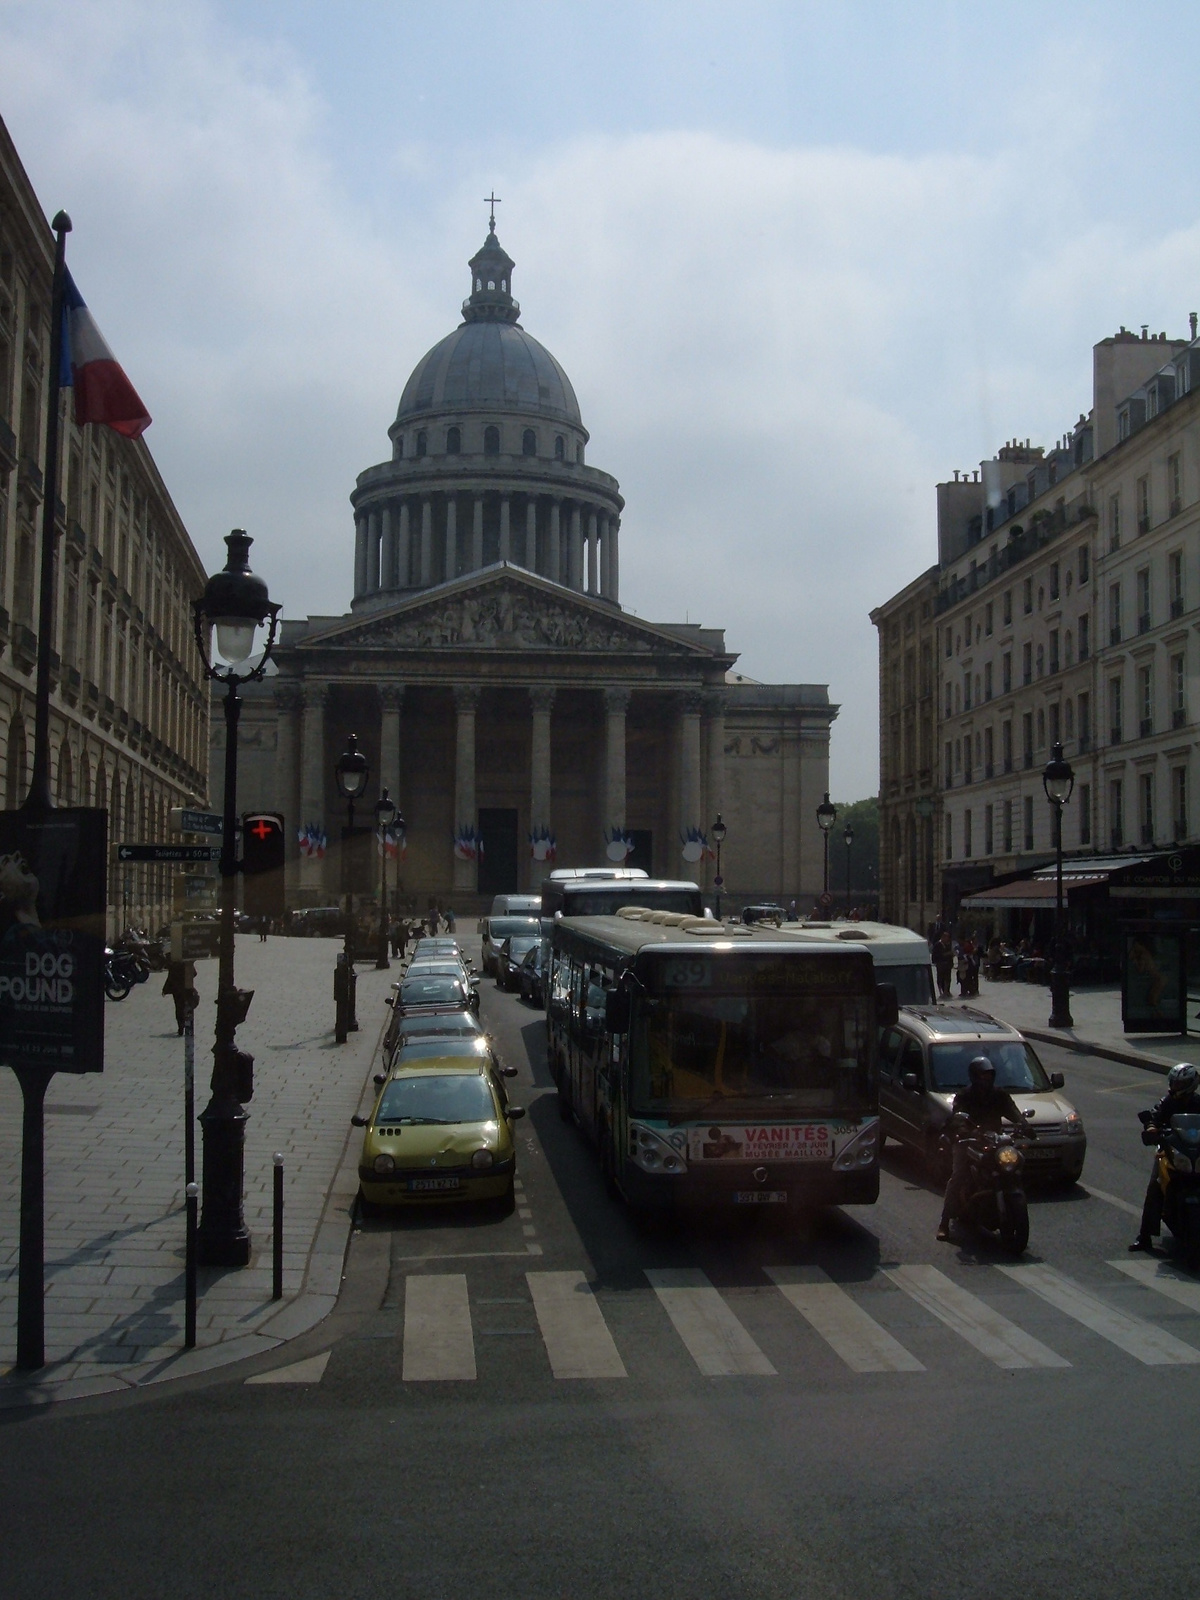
[335,733,370,1032]
[1043,740,1075,1028]
[816,791,837,904]
[843,822,855,914]
[374,788,397,970]
[711,813,727,921]
[192,530,280,1266]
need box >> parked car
[496,934,540,991]
[878,1006,1087,1185]
[741,903,785,925]
[353,1062,524,1214]
[384,1002,486,1067]
[489,893,542,917]
[480,915,541,977]
[518,942,547,1007]
[288,907,344,937]
[394,973,478,1015]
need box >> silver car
[878,1006,1087,1184]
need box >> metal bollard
[272,1152,284,1300]
[334,955,348,1045]
[184,1180,198,1348]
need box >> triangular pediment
[295,564,722,658]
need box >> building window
[1036,707,1045,749]
[963,671,972,711]
[522,428,536,456]
[1079,782,1091,846]
[1022,642,1032,685]
[984,726,994,777]
[1002,720,1012,773]
[1138,663,1154,737]
[1049,562,1060,601]
[1140,772,1155,845]
[984,662,992,701]
[416,430,427,458]
[964,809,973,858]
[1022,712,1033,768]
[1065,698,1075,739]
[1169,451,1182,518]
[1109,583,1122,645]
[1109,675,1123,744]
[945,626,952,659]
[1170,550,1184,617]
[1137,474,1150,534]
[944,683,952,718]
[1079,612,1090,660]
[1023,577,1033,614]
[985,602,993,636]
[1137,566,1151,633]
[1049,629,1059,674]
[1110,779,1124,848]
[1003,589,1012,626]
[964,738,973,784]
[1003,798,1013,853]
[1173,767,1188,841]
[1049,702,1060,746]
[945,813,953,860]
[1065,629,1074,667]
[1078,543,1090,585]
[484,425,501,456]
[1023,794,1034,852]
[1109,493,1121,551]
[984,804,994,856]
[446,426,461,454]
[1172,653,1186,728]
[1036,643,1045,678]
[1078,691,1090,751]
[944,741,953,787]
[1002,652,1011,694]
[554,435,565,460]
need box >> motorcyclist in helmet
[937,1055,1028,1241]
[1129,1061,1200,1252]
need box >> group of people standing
[930,926,980,1000]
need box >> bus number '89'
[661,959,711,988]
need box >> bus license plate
[733,1190,788,1205]
[408,1176,462,1192]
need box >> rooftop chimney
[1191,312,1197,339]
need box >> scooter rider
[1129,1062,1200,1253]
[937,1055,1028,1241]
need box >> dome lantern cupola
[463,228,519,325]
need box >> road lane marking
[1109,1257,1200,1314]
[1082,1185,1141,1218]
[886,1265,1070,1369]
[403,1274,476,1380]
[644,1268,776,1376]
[245,1351,330,1385]
[527,1271,627,1379]
[766,1266,925,1372]
[998,1263,1200,1366]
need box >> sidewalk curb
[0,999,388,1414]
[1020,1027,1173,1075]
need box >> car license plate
[732,1190,788,1205]
[407,1176,462,1192]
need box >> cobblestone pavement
[0,935,391,1394]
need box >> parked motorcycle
[104,946,136,1001]
[1139,1109,1200,1269]
[943,1116,1032,1254]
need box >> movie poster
[0,808,106,1074]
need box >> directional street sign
[170,807,223,836]
[118,844,222,864]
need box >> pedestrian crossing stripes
[260,1261,1200,1386]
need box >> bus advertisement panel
[548,915,881,1212]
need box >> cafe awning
[960,856,1153,912]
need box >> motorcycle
[1139,1109,1200,1269]
[942,1116,1032,1254]
[104,946,136,1001]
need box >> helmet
[1167,1062,1199,1097]
[968,1055,996,1088]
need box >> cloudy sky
[4,1,1200,800]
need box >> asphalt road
[2,941,1198,1600]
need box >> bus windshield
[630,989,874,1116]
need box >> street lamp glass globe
[375,790,397,828]
[711,814,727,846]
[1042,742,1075,807]
[214,618,258,665]
[335,734,370,800]
[816,792,837,833]
[844,823,855,847]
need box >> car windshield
[398,1036,492,1061]
[375,1074,496,1125]
[489,917,541,938]
[401,975,466,1005]
[396,1012,482,1040]
[506,938,538,961]
[929,1040,1050,1092]
[406,962,465,977]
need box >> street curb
[0,994,389,1413]
[1020,1026,1174,1076]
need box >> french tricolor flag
[60,271,151,440]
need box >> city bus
[540,873,703,920]
[776,921,936,1006]
[547,910,893,1212]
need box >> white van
[489,894,543,916]
[777,921,935,1006]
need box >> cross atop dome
[483,190,501,231]
[464,221,520,325]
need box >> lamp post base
[1048,967,1074,1030]
[196,1097,251,1267]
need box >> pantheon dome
[350,227,623,609]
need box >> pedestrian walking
[446,907,456,934]
[162,958,198,1036]
[934,932,954,999]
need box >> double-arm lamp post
[1043,741,1075,1029]
[192,531,280,1266]
[711,813,727,920]
[374,789,397,969]
[816,792,837,904]
[335,734,369,1035]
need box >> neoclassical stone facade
[225,227,837,910]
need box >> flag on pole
[60,270,152,439]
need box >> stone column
[274,682,302,905]
[704,688,726,826]
[379,684,403,805]
[525,499,537,570]
[548,500,561,585]
[609,518,620,602]
[587,510,598,595]
[604,688,630,831]
[397,501,411,589]
[367,509,381,593]
[353,514,368,599]
[569,505,583,590]
[530,687,554,825]
[500,495,511,563]
[444,496,457,583]
[299,683,327,895]
[679,691,703,834]
[453,686,478,893]
[472,496,485,571]
[419,499,433,586]
[381,506,395,590]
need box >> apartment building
[0,116,209,930]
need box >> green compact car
[355,1063,524,1212]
